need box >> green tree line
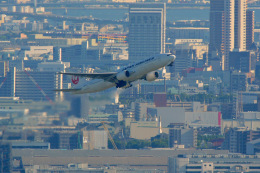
[108,138,168,149]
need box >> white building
[17,46,53,60]
[156,107,220,128]
[37,61,69,72]
[168,154,260,173]
[82,130,108,150]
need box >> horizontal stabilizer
[54,89,81,92]
[59,72,117,80]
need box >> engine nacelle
[145,71,159,81]
[116,70,130,81]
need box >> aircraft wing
[59,72,117,80]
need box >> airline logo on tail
[72,76,79,85]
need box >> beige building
[16,0,31,4]
[174,39,208,60]
[0,15,5,26]
[130,121,168,140]
[113,0,136,2]
[13,113,60,126]
[15,34,88,47]
[17,46,53,59]
[221,119,260,134]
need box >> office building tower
[0,142,12,173]
[246,10,255,50]
[169,125,197,148]
[224,128,249,154]
[223,127,260,154]
[221,103,233,119]
[0,61,9,77]
[223,0,235,71]
[129,3,166,61]
[0,68,62,101]
[172,49,193,74]
[234,0,247,51]
[210,0,248,70]
[229,51,251,73]
[231,71,247,92]
[209,0,225,59]
[51,130,79,149]
[256,62,260,81]
[53,47,62,61]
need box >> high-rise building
[50,130,79,149]
[0,68,62,101]
[0,61,9,77]
[223,0,235,71]
[128,3,166,61]
[172,49,193,74]
[209,0,225,60]
[210,0,248,71]
[223,127,260,154]
[246,10,255,50]
[230,71,248,92]
[0,142,12,173]
[53,47,62,61]
[229,51,251,73]
[234,0,247,51]
[255,62,260,81]
[168,125,197,148]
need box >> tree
[125,139,151,149]
[151,139,168,148]
[108,138,126,149]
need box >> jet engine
[145,71,159,81]
[116,70,130,81]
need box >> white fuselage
[73,54,175,94]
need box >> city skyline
[0,0,260,172]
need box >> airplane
[55,53,176,94]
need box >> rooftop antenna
[34,0,37,13]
